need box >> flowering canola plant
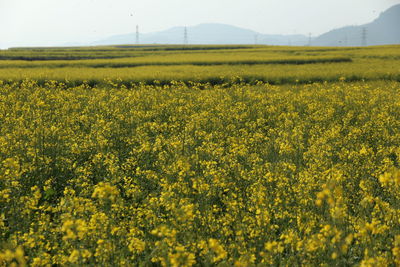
[0,79,400,266]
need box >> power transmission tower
[362,27,367,46]
[136,25,139,44]
[184,26,188,45]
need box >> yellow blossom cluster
[1,79,400,265]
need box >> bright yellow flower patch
[0,79,400,265]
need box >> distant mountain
[93,4,400,47]
[93,23,308,46]
[313,4,400,46]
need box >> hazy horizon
[1,0,400,49]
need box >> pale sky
[1,0,399,48]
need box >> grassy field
[1,45,400,266]
[0,45,399,86]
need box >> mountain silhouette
[313,4,400,46]
[93,4,400,47]
[93,23,308,46]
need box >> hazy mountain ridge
[93,4,400,46]
[313,4,400,46]
[93,23,308,46]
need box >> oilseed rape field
[1,45,400,266]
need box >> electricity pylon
[362,27,367,46]
[184,26,188,45]
[136,25,139,44]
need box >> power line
[184,26,188,45]
[136,25,139,44]
[362,27,367,46]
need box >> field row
[0,56,351,69]
[0,58,398,86]
[2,45,400,61]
